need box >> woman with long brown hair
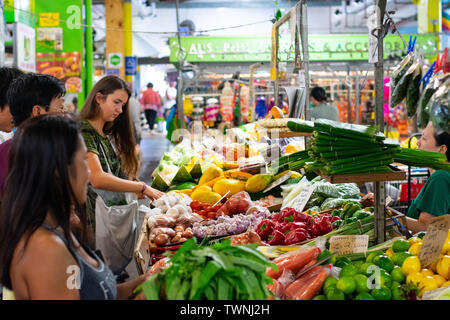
[79,76,164,228]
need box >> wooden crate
[317,168,406,184]
[134,215,151,276]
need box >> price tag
[263,171,292,193]
[418,215,450,267]
[290,183,316,213]
[329,235,369,255]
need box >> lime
[380,270,393,288]
[392,252,413,266]
[323,276,338,293]
[391,266,406,283]
[392,287,406,300]
[326,287,345,300]
[359,262,376,277]
[366,250,384,263]
[340,264,359,278]
[354,274,370,293]
[313,294,326,300]
[371,285,392,300]
[355,292,375,300]
[336,276,356,295]
[353,260,364,270]
[335,256,352,268]
[392,239,411,253]
[391,281,401,290]
[372,254,388,266]
[375,256,394,273]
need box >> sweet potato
[266,247,320,279]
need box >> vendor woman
[406,122,450,234]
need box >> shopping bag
[94,189,148,276]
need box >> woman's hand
[144,186,164,200]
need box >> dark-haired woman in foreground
[406,121,450,233]
[0,115,148,299]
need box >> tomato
[190,200,202,211]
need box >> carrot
[295,258,317,276]
[290,267,328,300]
[284,265,322,299]
[266,279,280,300]
[266,247,320,279]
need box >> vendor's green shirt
[81,120,124,228]
[407,170,450,219]
[310,103,339,122]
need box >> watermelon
[171,166,193,184]
[151,173,170,191]
[189,163,202,180]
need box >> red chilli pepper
[268,230,285,245]
[256,219,275,240]
[283,229,309,245]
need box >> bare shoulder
[11,228,80,299]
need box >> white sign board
[108,53,123,68]
[14,22,36,72]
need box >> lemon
[429,254,444,273]
[421,268,434,277]
[385,248,394,258]
[406,271,424,286]
[441,281,450,287]
[402,256,421,275]
[408,236,422,246]
[418,276,439,297]
[432,274,446,287]
[441,241,450,255]
[436,255,450,279]
[408,243,422,256]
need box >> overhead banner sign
[169,34,437,63]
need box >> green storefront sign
[34,0,85,108]
[169,34,437,63]
[4,0,15,23]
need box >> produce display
[256,207,339,246]
[139,110,449,302]
[312,232,450,300]
[192,205,272,238]
[136,238,278,300]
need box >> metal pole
[85,0,94,101]
[300,0,310,121]
[374,0,387,244]
[175,0,185,129]
[356,71,361,124]
[249,62,263,122]
[347,65,351,123]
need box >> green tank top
[407,170,450,219]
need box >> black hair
[311,86,328,103]
[147,82,153,88]
[6,73,66,126]
[434,130,450,162]
[0,67,24,110]
[0,115,87,290]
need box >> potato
[182,230,193,238]
[155,215,176,227]
[174,225,185,233]
[154,234,169,246]
[151,227,176,238]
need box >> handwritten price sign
[418,215,450,267]
[329,235,369,255]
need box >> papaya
[189,163,202,180]
[223,170,253,181]
[151,173,170,192]
[222,162,240,170]
[171,166,193,184]
[213,179,246,197]
[191,188,222,205]
[198,165,223,185]
[202,176,226,188]
[274,170,290,181]
[245,174,274,193]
